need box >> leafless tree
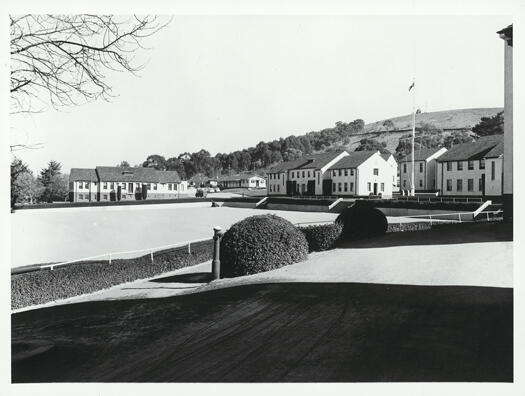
[10,14,170,114]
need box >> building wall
[71,180,98,202]
[399,160,427,191]
[355,153,393,196]
[288,168,317,195]
[329,168,357,195]
[267,172,287,195]
[386,156,399,192]
[436,159,502,197]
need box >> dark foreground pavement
[12,282,512,382]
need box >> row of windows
[444,159,486,172]
[269,173,281,180]
[403,179,425,188]
[403,162,424,173]
[332,169,355,177]
[446,178,483,192]
[290,170,314,179]
[79,181,181,191]
[333,182,354,192]
[269,184,281,193]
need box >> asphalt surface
[12,282,512,382]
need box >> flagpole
[411,78,416,197]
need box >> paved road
[12,282,512,383]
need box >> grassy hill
[332,107,502,155]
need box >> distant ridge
[364,107,502,133]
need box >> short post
[429,215,433,226]
[212,226,223,280]
[188,242,191,254]
[458,213,462,223]
[486,212,490,222]
[109,253,112,265]
[150,249,154,264]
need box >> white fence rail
[405,210,503,225]
[25,237,213,273]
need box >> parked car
[195,188,206,198]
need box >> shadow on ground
[150,272,213,284]
[338,221,512,249]
[12,282,512,383]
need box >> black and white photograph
[2,1,524,395]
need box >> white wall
[356,152,393,196]
[436,159,502,197]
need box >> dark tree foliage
[336,204,388,240]
[472,111,504,136]
[11,158,29,208]
[355,138,388,153]
[38,160,67,203]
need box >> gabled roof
[96,166,160,182]
[437,135,503,162]
[380,152,393,160]
[268,151,346,173]
[399,147,445,162]
[157,170,181,183]
[484,141,504,158]
[70,168,97,182]
[328,151,378,170]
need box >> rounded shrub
[299,223,343,252]
[336,204,388,240]
[220,214,309,278]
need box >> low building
[218,174,266,189]
[267,151,349,196]
[399,147,447,193]
[69,167,188,202]
[328,151,394,196]
[436,135,503,198]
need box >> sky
[10,15,512,174]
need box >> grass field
[11,205,337,267]
[12,282,512,382]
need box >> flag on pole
[408,81,415,91]
[416,108,422,114]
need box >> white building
[399,147,447,193]
[218,174,266,189]
[328,151,394,196]
[267,151,349,196]
[69,167,187,202]
[381,152,399,192]
[436,135,503,198]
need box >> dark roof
[497,24,513,46]
[268,151,346,173]
[399,147,445,162]
[328,151,378,170]
[218,174,264,182]
[95,167,181,183]
[380,152,393,161]
[70,168,97,182]
[484,141,504,158]
[437,135,503,162]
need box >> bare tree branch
[10,14,171,115]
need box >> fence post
[212,226,223,280]
[458,213,462,223]
[150,249,154,264]
[109,253,112,265]
[486,212,489,222]
[429,215,433,226]
[188,242,191,255]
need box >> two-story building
[381,152,399,192]
[69,166,187,202]
[399,147,447,193]
[328,151,394,196]
[267,151,349,196]
[436,135,503,198]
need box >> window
[307,171,310,178]
[447,162,452,171]
[302,171,305,178]
[79,194,83,200]
[419,179,423,187]
[491,161,496,180]
[338,183,342,192]
[419,163,423,173]
[168,184,173,190]
[291,172,294,179]
[351,169,355,176]
[457,179,463,192]
[344,169,348,176]
[344,183,348,192]
[468,160,474,170]
[122,195,126,200]
[84,182,89,189]
[367,182,371,191]
[479,159,485,170]
[333,170,337,177]
[153,184,157,190]
[103,194,108,200]
[103,183,108,190]
[350,182,354,191]
[457,161,463,171]
[339,169,342,177]
[121,183,126,190]
[468,179,474,191]
[381,183,384,192]
[373,168,379,176]
[317,172,320,184]
[277,185,280,192]
[111,182,115,190]
[403,180,407,187]
[403,163,407,173]
[446,179,452,191]
[333,182,336,192]
[479,178,483,191]
[78,182,83,189]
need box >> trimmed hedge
[11,240,213,310]
[336,205,388,240]
[220,214,308,278]
[364,199,480,212]
[299,223,343,252]
[387,221,432,233]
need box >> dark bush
[220,214,308,278]
[387,221,431,233]
[299,223,343,252]
[336,204,388,240]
